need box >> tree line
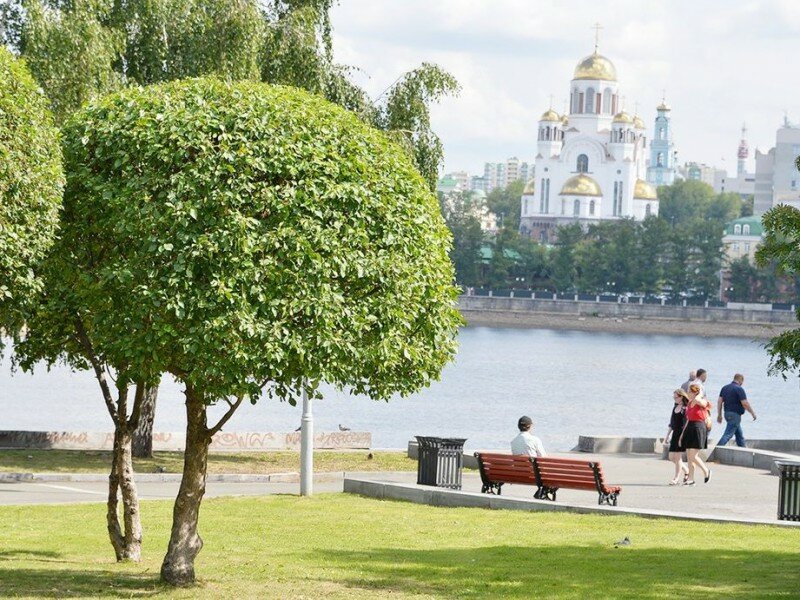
[442,178,798,302]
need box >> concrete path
[366,453,784,523]
[0,478,346,505]
[0,453,787,524]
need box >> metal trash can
[776,460,800,521]
[415,436,467,490]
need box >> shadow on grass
[316,545,800,599]
[0,568,163,598]
[0,549,63,560]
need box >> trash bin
[776,460,800,521]
[415,436,467,490]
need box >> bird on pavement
[294,426,301,432]
[338,424,351,431]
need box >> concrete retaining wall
[713,446,799,474]
[0,430,371,452]
[459,296,796,324]
[577,435,659,454]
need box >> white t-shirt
[510,431,546,457]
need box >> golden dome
[633,179,657,200]
[613,111,633,124]
[522,178,536,194]
[573,51,617,81]
[559,173,602,197]
[633,115,645,129]
[657,101,671,111]
[540,108,560,122]
[561,114,569,125]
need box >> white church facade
[519,47,661,243]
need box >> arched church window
[612,94,618,114]
[577,154,589,173]
[572,89,580,113]
[602,88,612,113]
[596,93,602,114]
[734,224,742,235]
[645,204,651,217]
[589,200,596,216]
[657,152,664,167]
[658,128,665,140]
[585,88,595,114]
[743,224,750,235]
[561,199,566,215]
[573,199,580,216]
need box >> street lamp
[300,384,313,496]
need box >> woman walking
[664,389,689,485]
[679,383,712,485]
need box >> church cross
[592,23,603,52]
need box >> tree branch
[74,316,118,422]
[207,394,245,438]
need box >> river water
[2,328,798,451]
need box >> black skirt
[681,420,708,450]
[668,432,685,453]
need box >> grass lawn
[1,494,798,599]
[0,449,417,475]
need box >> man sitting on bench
[510,415,547,457]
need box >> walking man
[511,416,546,457]
[692,368,708,399]
[681,370,697,393]
[717,374,757,447]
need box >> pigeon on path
[338,424,351,431]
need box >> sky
[330,0,800,177]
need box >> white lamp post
[300,385,313,496]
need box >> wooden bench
[532,456,621,506]
[474,453,622,506]
[474,452,536,495]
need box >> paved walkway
[0,478,346,505]
[372,453,783,522]
[0,453,786,523]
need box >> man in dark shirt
[717,373,757,447]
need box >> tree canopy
[756,203,800,376]
[0,46,63,331]
[55,77,460,400]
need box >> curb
[0,470,414,484]
[344,477,800,529]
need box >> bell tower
[647,95,675,185]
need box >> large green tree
[756,187,800,375]
[19,0,124,124]
[0,47,63,336]
[56,79,460,585]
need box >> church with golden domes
[519,44,660,243]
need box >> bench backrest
[474,452,537,485]
[533,457,608,492]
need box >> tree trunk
[132,384,159,459]
[160,385,209,586]
[107,427,143,561]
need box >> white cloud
[331,0,799,175]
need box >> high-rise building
[646,99,676,185]
[753,116,800,215]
